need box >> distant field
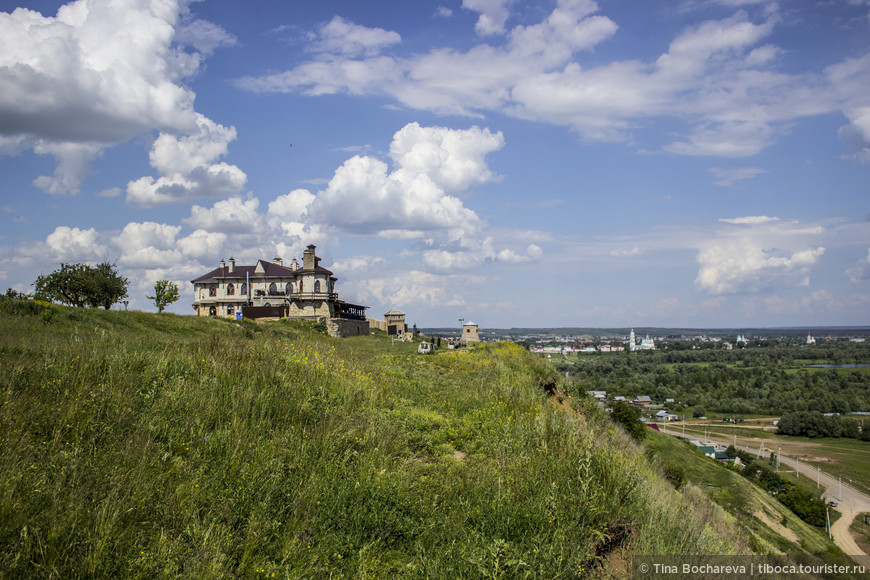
[668,423,870,496]
[783,366,870,375]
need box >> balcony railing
[290,292,338,301]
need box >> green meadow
[674,423,870,496]
[0,301,742,578]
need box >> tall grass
[1,302,742,578]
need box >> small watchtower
[462,321,480,343]
[384,308,407,335]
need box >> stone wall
[327,317,370,338]
[367,317,408,335]
[288,300,332,318]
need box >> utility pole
[839,476,842,501]
[796,457,800,478]
[826,506,832,540]
[817,466,820,489]
[777,447,781,472]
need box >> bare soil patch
[753,508,799,545]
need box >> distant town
[423,326,870,351]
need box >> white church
[628,329,655,351]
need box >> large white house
[190,245,368,332]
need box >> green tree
[89,262,129,309]
[147,280,180,313]
[610,401,646,441]
[34,263,93,307]
[33,262,128,310]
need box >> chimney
[220,258,226,270]
[228,257,235,273]
[303,244,316,269]
[291,258,299,271]
[274,256,283,266]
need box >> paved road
[662,427,870,566]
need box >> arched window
[208,306,217,316]
[269,282,277,294]
[240,282,247,295]
[285,282,292,294]
[314,280,321,293]
[299,280,303,293]
[227,306,234,316]
[227,283,235,296]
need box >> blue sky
[1,0,869,328]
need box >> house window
[227,283,235,296]
[209,306,216,316]
[227,306,234,316]
[314,280,321,293]
[209,287,216,297]
[269,282,277,294]
[241,282,247,295]
[285,282,292,294]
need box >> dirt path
[831,504,870,569]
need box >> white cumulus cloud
[695,218,826,294]
[45,226,107,260]
[308,123,502,242]
[184,195,261,233]
[845,248,870,283]
[495,243,544,263]
[237,3,870,160]
[354,270,481,308]
[126,114,247,206]
[114,222,182,268]
[308,16,401,57]
[719,215,778,225]
[0,0,233,194]
[463,0,518,36]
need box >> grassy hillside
[644,430,839,556]
[0,301,744,578]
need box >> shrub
[610,401,646,441]
[0,296,53,323]
[663,463,686,490]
